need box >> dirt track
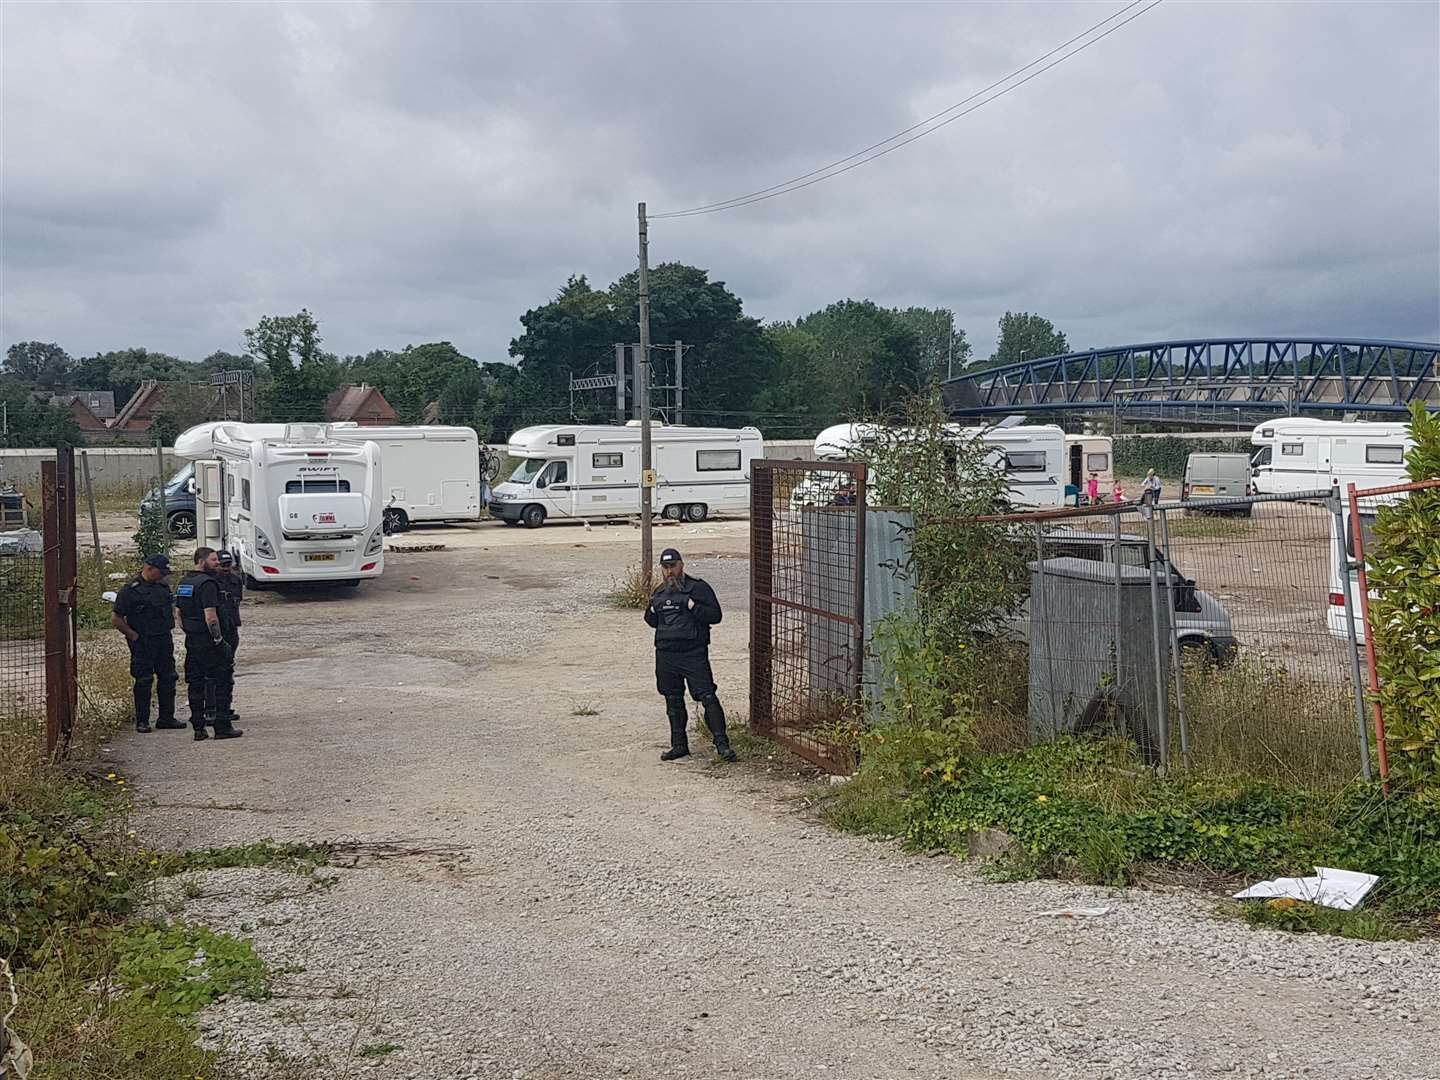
[102,517,1439,1080]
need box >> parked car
[1015,528,1238,662]
[1181,452,1254,516]
[140,462,199,538]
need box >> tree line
[2,264,1071,447]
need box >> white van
[1181,452,1254,515]
[489,422,764,528]
[803,421,1067,509]
[1250,419,1412,495]
[1065,434,1114,497]
[174,422,385,587]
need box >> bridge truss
[943,338,1439,421]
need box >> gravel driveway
[108,520,1440,1080]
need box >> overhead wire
[651,0,1164,220]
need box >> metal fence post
[1347,483,1389,783]
[1033,523,1059,738]
[1329,493,1373,781]
[1112,513,1124,692]
[1145,507,1170,770]
[1156,507,1190,770]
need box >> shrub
[131,499,171,561]
[1367,401,1440,789]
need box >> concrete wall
[1,448,179,493]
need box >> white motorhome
[490,422,764,528]
[174,422,385,587]
[803,421,1067,509]
[1250,419,1412,495]
[1065,434,1114,496]
[332,425,483,533]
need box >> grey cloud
[2,1,1436,369]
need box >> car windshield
[510,458,548,483]
[166,463,194,489]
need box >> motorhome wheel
[662,505,683,520]
[382,507,410,534]
[521,504,547,529]
[685,503,708,522]
[168,509,197,539]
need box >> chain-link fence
[750,459,867,772]
[1019,489,1371,788]
[0,449,78,761]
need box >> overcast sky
[3,1,1437,366]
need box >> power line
[651,0,1163,220]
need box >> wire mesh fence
[1020,490,1371,788]
[750,459,866,773]
[1,449,78,761]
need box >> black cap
[144,554,171,574]
[216,550,235,568]
[659,548,682,565]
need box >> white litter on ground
[1034,907,1112,919]
[1233,867,1379,911]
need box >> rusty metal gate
[750,459,866,772]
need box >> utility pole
[946,310,955,381]
[637,202,654,580]
[674,340,684,425]
[614,344,626,423]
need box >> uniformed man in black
[111,553,184,733]
[644,548,735,762]
[176,546,242,741]
[210,550,244,727]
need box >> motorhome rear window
[1347,514,1378,559]
[284,480,351,493]
[226,474,235,501]
[1005,451,1047,472]
[1086,453,1110,471]
[1365,445,1404,465]
[592,452,623,468]
[697,450,741,472]
[241,480,250,510]
[1281,443,1304,456]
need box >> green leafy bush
[113,921,269,1016]
[1367,402,1440,789]
[131,499,171,561]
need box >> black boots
[703,696,737,762]
[660,695,736,763]
[155,719,186,730]
[660,695,690,761]
[191,714,243,740]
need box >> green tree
[793,300,924,417]
[988,312,1069,368]
[509,275,623,415]
[607,264,773,423]
[345,342,478,423]
[1368,402,1440,789]
[244,310,338,420]
[0,379,81,447]
[70,347,194,407]
[893,307,971,382]
[4,341,74,389]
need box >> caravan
[490,423,764,527]
[803,421,1067,509]
[1250,419,1412,495]
[1065,434,1113,499]
[173,423,385,586]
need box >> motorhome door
[535,460,574,518]
[196,459,225,548]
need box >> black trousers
[206,629,240,716]
[184,633,234,725]
[128,633,177,725]
[655,645,717,701]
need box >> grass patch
[609,562,655,608]
[570,702,601,717]
[818,734,1440,931]
[687,709,772,763]
[1177,656,1361,789]
[358,1042,403,1058]
[1167,513,1255,539]
[1227,899,1420,942]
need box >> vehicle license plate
[1193,485,1215,494]
[303,553,337,562]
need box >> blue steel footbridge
[942,338,1440,422]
